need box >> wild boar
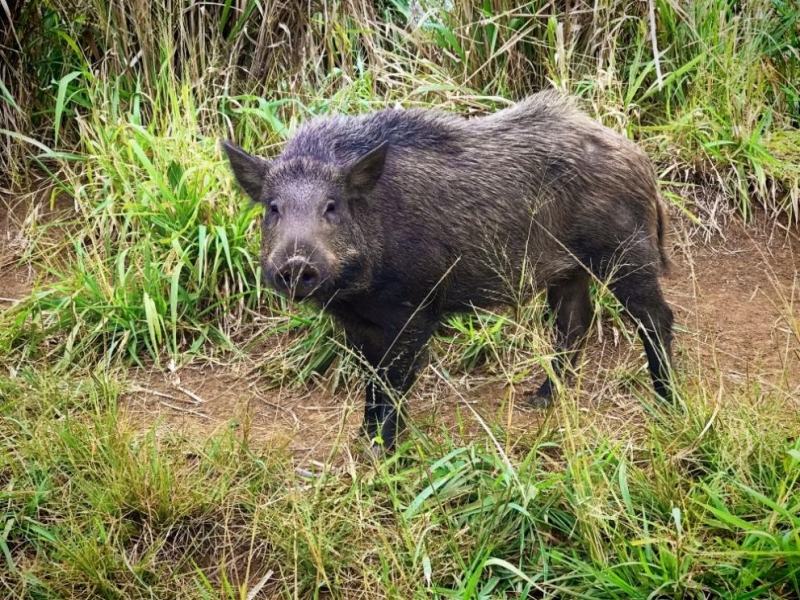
[223,90,674,456]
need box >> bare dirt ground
[0,193,37,304]
[670,222,800,393]
[0,184,72,303]
[3,196,799,465]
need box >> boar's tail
[656,196,670,274]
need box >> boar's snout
[272,256,321,300]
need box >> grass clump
[6,82,265,365]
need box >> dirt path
[117,219,800,464]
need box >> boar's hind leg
[610,271,674,402]
[531,270,593,406]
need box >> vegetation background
[1,0,799,597]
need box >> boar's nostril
[298,264,320,292]
[276,269,292,289]
[301,270,317,286]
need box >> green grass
[1,367,798,598]
[12,86,265,365]
[2,0,800,597]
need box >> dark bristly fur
[223,90,675,457]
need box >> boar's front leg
[339,308,438,457]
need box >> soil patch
[0,193,35,304]
[1,185,73,306]
[667,220,800,393]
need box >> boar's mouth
[288,280,332,302]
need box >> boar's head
[222,140,387,303]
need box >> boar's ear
[345,141,388,194]
[221,140,270,201]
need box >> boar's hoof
[524,378,556,409]
[360,441,387,462]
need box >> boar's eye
[268,201,279,215]
[324,200,336,215]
